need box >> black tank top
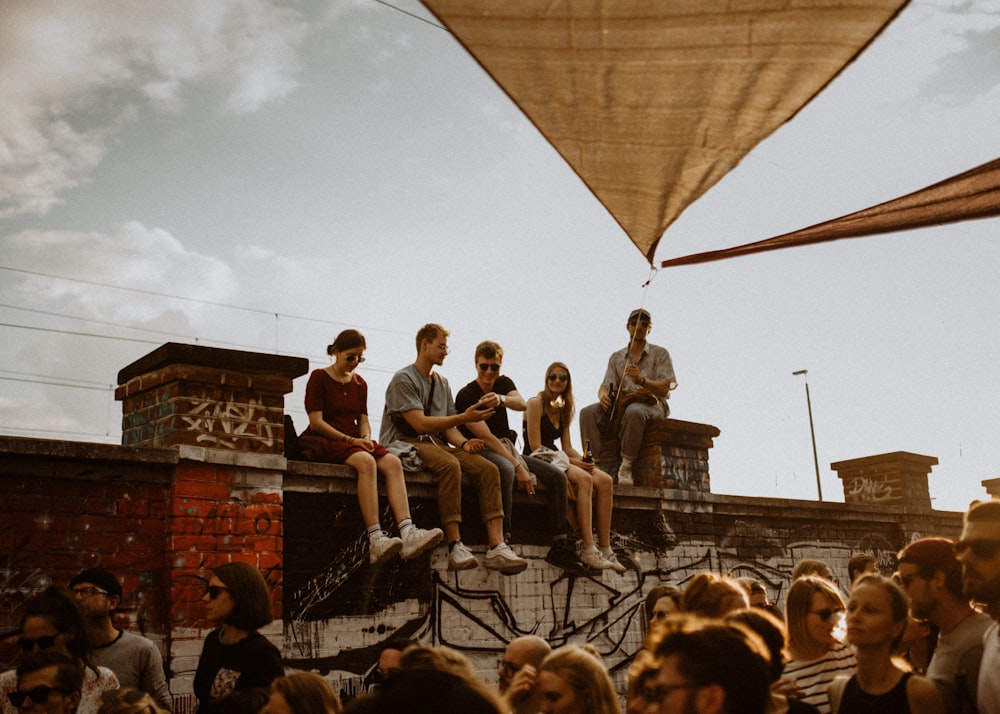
[839,672,911,714]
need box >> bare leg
[566,465,595,549]
[593,468,614,549]
[486,517,505,547]
[376,452,412,524]
[346,450,380,528]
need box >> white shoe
[401,526,444,560]
[369,531,403,565]
[483,543,528,575]
[617,461,634,486]
[601,551,627,573]
[447,541,478,571]
[581,547,613,570]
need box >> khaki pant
[404,436,504,526]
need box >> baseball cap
[69,567,123,598]
[628,309,652,323]
[897,537,958,573]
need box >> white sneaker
[581,547,613,570]
[483,543,528,575]
[447,541,478,571]
[601,551,627,573]
[369,531,403,565]
[617,461,634,486]
[401,526,444,560]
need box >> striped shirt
[783,642,857,714]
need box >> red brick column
[831,451,937,509]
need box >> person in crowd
[67,569,171,711]
[895,616,937,676]
[956,499,1000,714]
[523,362,623,572]
[497,635,551,714]
[456,341,587,573]
[8,651,83,714]
[98,689,169,714]
[791,560,836,585]
[535,645,620,714]
[644,584,682,631]
[828,574,943,714]
[373,638,415,688]
[263,673,341,714]
[343,668,504,714]
[193,563,283,714]
[579,309,676,487]
[1,586,119,714]
[896,536,989,713]
[210,688,269,714]
[298,330,443,565]
[725,608,820,714]
[626,613,771,714]
[847,554,877,585]
[680,573,749,619]
[781,576,855,714]
[397,645,478,681]
[379,323,526,574]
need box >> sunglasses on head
[547,373,568,383]
[809,608,843,623]
[478,363,500,373]
[206,585,230,600]
[8,687,73,707]
[956,538,1000,559]
[344,354,365,364]
[17,635,58,651]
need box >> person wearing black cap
[68,569,171,711]
[579,308,676,486]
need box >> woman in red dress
[298,329,442,564]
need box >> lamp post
[792,369,823,501]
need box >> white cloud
[0,0,308,217]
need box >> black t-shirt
[193,630,283,714]
[455,375,517,441]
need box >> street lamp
[792,369,823,501]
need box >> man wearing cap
[897,537,990,714]
[68,568,171,711]
[579,308,676,486]
[956,500,1000,714]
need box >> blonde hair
[539,645,621,714]
[680,572,749,618]
[270,673,342,714]
[538,362,576,425]
[784,575,845,654]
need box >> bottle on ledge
[583,439,593,464]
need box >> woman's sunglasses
[206,585,230,600]
[17,635,58,651]
[809,608,843,623]
[547,374,568,383]
[8,687,73,707]
[344,354,365,364]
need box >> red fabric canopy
[660,157,1000,268]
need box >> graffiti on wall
[844,476,895,503]
[181,394,277,450]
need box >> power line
[371,0,447,31]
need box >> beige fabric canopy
[660,157,1000,267]
[422,0,909,264]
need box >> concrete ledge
[0,436,176,483]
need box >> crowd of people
[298,311,675,574]
[3,498,999,714]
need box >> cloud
[0,0,308,218]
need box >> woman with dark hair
[522,362,622,572]
[0,586,119,714]
[298,329,442,565]
[643,584,682,629]
[782,576,856,714]
[193,563,284,714]
[830,574,943,714]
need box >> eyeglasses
[17,635,59,651]
[478,363,500,373]
[71,586,108,599]
[433,342,449,353]
[547,373,568,383]
[344,354,365,364]
[809,608,844,623]
[8,687,74,707]
[956,539,1000,559]
[498,659,522,678]
[206,585,230,600]
[628,318,651,328]
[631,681,697,703]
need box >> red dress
[298,369,388,462]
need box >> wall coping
[830,451,939,471]
[117,342,309,384]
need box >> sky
[1,0,999,513]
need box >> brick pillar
[114,343,306,707]
[982,479,1000,499]
[115,342,308,453]
[831,452,937,509]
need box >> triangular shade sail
[660,157,1000,268]
[421,0,909,264]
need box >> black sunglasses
[547,373,568,383]
[344,354,365,364]
[956,539,1000,559]
[206,585,230,600]
[809,608,843,623]
[9,686,73,707]
[478,363,500,373]
[17,635,58,651]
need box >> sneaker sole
[484,558,528,575]
[447,557,478,571]
[401,529,445,560]
[370,540,403,565]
